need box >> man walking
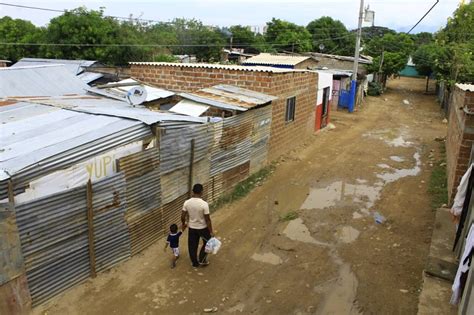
[182,183,214,268]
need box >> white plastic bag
[205,237,222,255]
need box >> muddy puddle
[251,252,282,265]
[363,127,413,148]
[302,150,421,214]
[283,218,329,246]
[377,152,421,183]
[301,181,381,212]
[316,263,361,315]
[390,156,405,162]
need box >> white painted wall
[316,71,334,105]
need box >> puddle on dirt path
[301,181,381,212]
[387,136,413,148]
[390,156,405,162]
[363,127,413,148]
[377,152,421,183]
[251,252,282,265]
[316,263,361,315]
[283,218,329,246]
[336,226,360,244]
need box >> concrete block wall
[131,64,318,160]
[446,86,474,202]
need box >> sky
[0,0,463,33]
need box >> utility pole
[348,0,364,113]
[352,0,364,81]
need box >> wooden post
[7,180,14,204]
[86,180,97,278]
[188,139,195,198]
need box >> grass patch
[279,211,299,221]
[210,164,276,212]
[428,143,448,209]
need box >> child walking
[164,223,183,268]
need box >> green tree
[366,33,414,86]
[228,25,258,53]
[0,16,43,62]
[306,16,355,55]
[265,18,312,53]
[434,2,474,84]
[41,7,134,65]
[412,43,439,91]
[171,18,225,61]
[411,32,434,46]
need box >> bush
[367,81,383,96]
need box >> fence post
[7,180,14,204]
[86,180,97,278]
[188,139,195,198]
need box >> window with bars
[285,96,296,122]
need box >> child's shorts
[171,247,180,257]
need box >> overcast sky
[0,0,462,33]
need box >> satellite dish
[126,86,147,105]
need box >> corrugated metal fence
[5,105,273,307]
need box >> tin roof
[93,78,175,102]
[12,58,104,84]
[179,84,277,112]
[27,95,207,125]
[12,58,98,75]
[0,97,207,182]
[456,83,474,92]
[0,101,149,181]
[242,53,313,66]
[129,61,299,73]
[0,65,89,97]
[307,52,373,65]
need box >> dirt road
[35,77,447,315]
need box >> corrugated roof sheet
[0,101,149,180]
[308,52,373,64]
[179,84,277,112]
[12,58,98,75]
[129,61,299,73]
[243,53,312,66]
[28,95,208,125]
[77,72,104,84]
[456,83,474,92]
[96,78,175,102]
[0,65,89,97]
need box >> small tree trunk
[425,76,430,93]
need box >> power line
[0,2,167,24]
[407,0,439,34]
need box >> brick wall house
[130,62,319,160]
[446,83,474,202]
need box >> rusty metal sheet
[119,148,163,256]
[222,162,250,193]
[160,167,189,205]
[210,112,253,176]
[160,124,213,175]
[92,173,131,273]
[162,193,188,238]
[0,203,24,285]
[127,207,163,256]
[208,174,224,205]
[0,274,31,315]
[119,148,161,220]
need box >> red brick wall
[446,86,474,202]
[131,64,318,160]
